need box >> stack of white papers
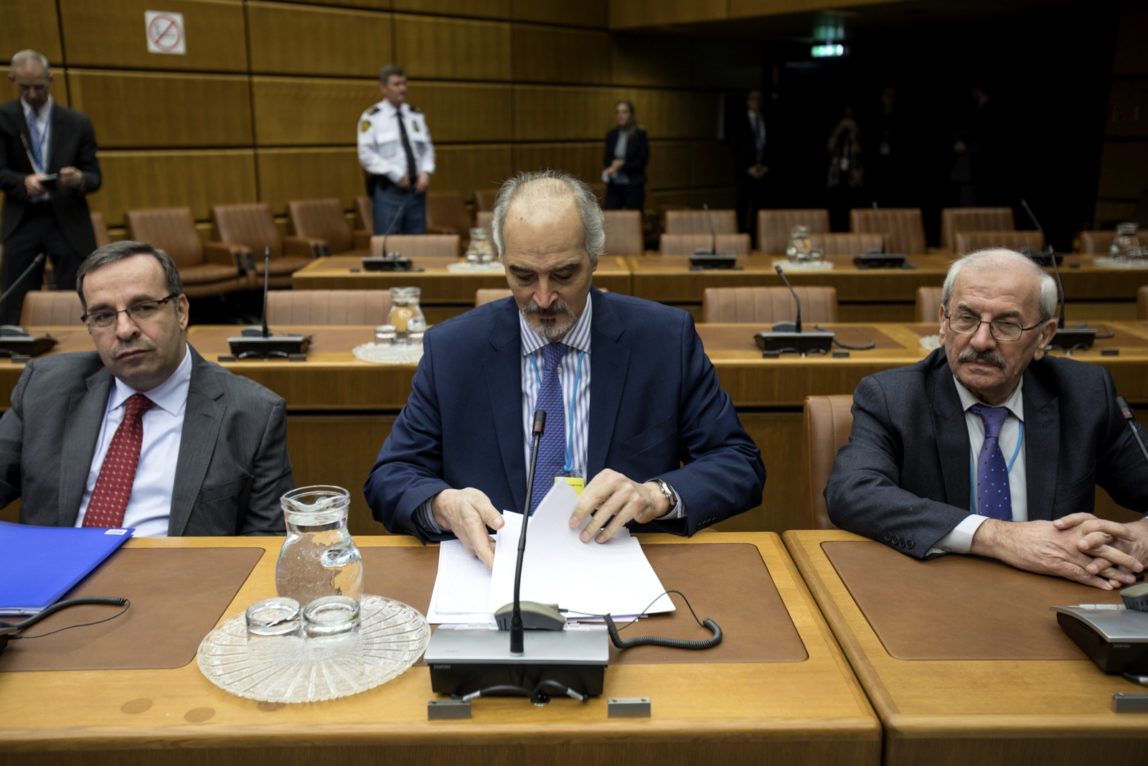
[428,481,674,624]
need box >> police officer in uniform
[357,65,435,235]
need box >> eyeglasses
[83,294,179,329]
[943,309,1045,342]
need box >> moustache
[957,348,1005,369]
[522,300,571,316]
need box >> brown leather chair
[1080,230,1116,254]
[1139,285,1148,320]
[426,190,473,255]
[660,233,749,256]
[370,234,459,259]
[802,395,853,529]
[809,232,883,256]
[954,230,1042,255]
[915,286,944,323]
[473,188,500,212]
[90,211,111,248]
[19,290,85,326]
[476,288,512,306]
[603,210,643,254]
[702,286,837,323]
[664,209,737,235]
[287,198,371,255]
[266,289,392,325]
[356,196,373,233]
[757,209,830,255]
[211,202,318,289]
[849,207,926,255]
[124,207,247,298]
[940,207,1015,252]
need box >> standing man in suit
[730,88,770,246]
[357,65,434,236]
[365,170,765,567]
[0,241,294,535]
[826,248,1148,589]
[0,49,101,325]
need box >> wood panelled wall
[1095,9,1148,227]
[1,0,760,232]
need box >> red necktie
[83,394,154,528]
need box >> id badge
[556,475,584,495]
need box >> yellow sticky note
[558,476,584,495]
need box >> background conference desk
[625,254,1147,322]
[0,533,880,766]
[2,321,1147,534]
[784,529,1148,766]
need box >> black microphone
[0,253,46,334]
[774,264,802,334]
[228,246,310,358]
[361,199,415,272]
[1116,396,1148,467]
[753,266,835,355]
[872,201,886,255]
[703,203,717,255]
[853,202,906,268]
[509,409,547,654]
[1021,198,1096,350]
[381,198,409,260]
[689,203,737,270]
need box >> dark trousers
[605,182,644,212]
[371,183,426,236]
[1,205,83,325]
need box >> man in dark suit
[826,248,1148,589]
[0,49,101,324]
[730,88,770,245]
[0,241,293,535]
[365,170,765,566]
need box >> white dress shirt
[357,99,435,183]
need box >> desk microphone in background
[362,197,413,272]
[0,253,59,359]
[689,204,737,270]
[1116,396,1148,467]
[227,247,311,359]
[1020,199,1097,350]
[754,265,834,355]
[0,253,46,337]
[853,201,906,269]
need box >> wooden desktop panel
[393,14,513,81]
[0,534,879,766]
[784,530,1148,766]
[246,2,392,77]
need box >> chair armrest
[425,224,455,236]
[203,241,249,271]
[282,236,322,258]
[353,229,372,249]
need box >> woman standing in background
[602,100,649,211]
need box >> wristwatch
[652,478,677,513]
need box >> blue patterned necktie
[971,404,1012,521]
[531,342,570,513]
[27,110,43,170]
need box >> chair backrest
[1080,230,1116,254]
[476,288,512,306]
[809,232,883,256]
[89,211,111,248]
[124,207,203,268]
[356,195,373,233]
[603,210,643,254]
[19,290,85,326]
[370,234,459,259]
[757,209,830,254]
[802,395,853,529]
[660,233,750,256]
[664,209,737,235]
[426,189,472,241]
[1139,285,1148,320]
[915,286,944,323]
[287,198,352,253]
[266,289,392,325]
[702,286,838,323]
[940,207,1015,252]
[212,202,283,259]
[849,207,926,254]
[473,188,500,212]
[954,230,1042,255]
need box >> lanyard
[969,420,1024,514]
[528,348,585,475]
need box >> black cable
[5,598,130,640]
[814,324,876,351]
[573,590,723,652]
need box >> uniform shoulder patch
[360,119,371,133]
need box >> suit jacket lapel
[59,366,112,525]
[47,105,64,173]
[169,349,223,535]
[486,301,528,512]
[1022,366,1058,520]
[587,291,629,478]
[928,355,972,509]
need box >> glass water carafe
[1111,222,1141,260]
[787,224,813,261]
[388,286,427,339]
[275,485,363,606]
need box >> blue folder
[0,522,134,615]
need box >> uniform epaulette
[368,105,380,115]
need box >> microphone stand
[754,265,835,355]
[1020,199,1096,350]
[0,253,59,358]
[226,247,311,359]
[362,197,414,271]
[853,201,906,268]
[689,203,738,270]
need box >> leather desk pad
[823,540,1123,661]
[364,542,807,665]
[698,325,903,352]
[0,548,262,672]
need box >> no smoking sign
[145,10,186,55]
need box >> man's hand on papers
[568,469,667,544]
[431,488,503,569]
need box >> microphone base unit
[754,330,835,356]
[1049,327,1098,351]
[226,334,311,360]
[689,252,739,270]
[853,252,906,269]
[361,255,415,272]
[1022,249,1065,267]
[425,627,608,699]
[1052,605,1148,675]
[0,334,58,359]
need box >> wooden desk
[0,533,880,766]
[784,530,1148,766]
[291,256,632,323]
[626,255,1148,322]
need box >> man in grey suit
[826,248,1148,589]
[0,241,293,535]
